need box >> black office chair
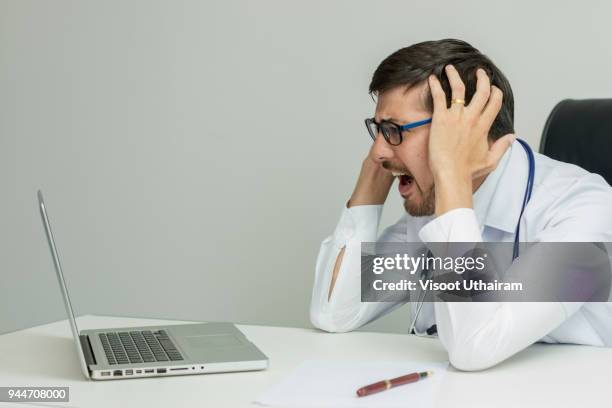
[539,99,612,186]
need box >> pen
[356,371,433,397]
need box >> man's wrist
[433,168,473,216]
[431,162,470,182]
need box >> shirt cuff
[332,204,383,245]
[418,208,483,243]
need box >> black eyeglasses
[364,117,432,146]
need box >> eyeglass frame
[364,117,432,146]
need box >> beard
[382,161,435,217]
[404,183,435,216]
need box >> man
[310,39,612,371]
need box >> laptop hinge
[79,334,97,366]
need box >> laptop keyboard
[99,330,184,365]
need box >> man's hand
[427,65,515,216]
[347,145,394,208]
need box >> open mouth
[391,172,415,186]
[392,171,416,197]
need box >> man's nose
[371,134,395,163]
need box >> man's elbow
[448,352,491,372]
[309,308,360,333]
[447,344,508,372]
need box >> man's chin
[403,196,435,217]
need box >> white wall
[2,0,611,334]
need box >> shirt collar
[472,141,530,233]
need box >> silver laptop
[38,190,268,380]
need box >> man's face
[372,82,435,216]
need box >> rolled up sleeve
[310,205,404,332]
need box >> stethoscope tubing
[409,139,535,335]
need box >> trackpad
[185,334,242,348]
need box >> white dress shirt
[310,140,612,371]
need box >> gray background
[1,0,611,334]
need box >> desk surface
[0,315,610,407]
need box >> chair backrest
[540,99,612,185]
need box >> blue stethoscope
[409,138,536,336]
[513,138,535,260]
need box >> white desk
[1,315,610,407]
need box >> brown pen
[356,371,433,397]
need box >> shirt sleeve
[310,205,406,332]
[418,208,483,243]
[417,195,610,371]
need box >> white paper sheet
[254,360,448,408]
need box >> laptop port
[170,367,188,371]
[101,371,111,377]
[113,370,123,376]
[144,369,154,374]
[136,370,142,374]
[157,368,167,374]
[125,369,133,375]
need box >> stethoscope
[408,139,536,336]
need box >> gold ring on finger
[451,98,465,105]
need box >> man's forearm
[433,167,473,216]
[328,159,392,299]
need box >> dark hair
[369,39,514,140]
